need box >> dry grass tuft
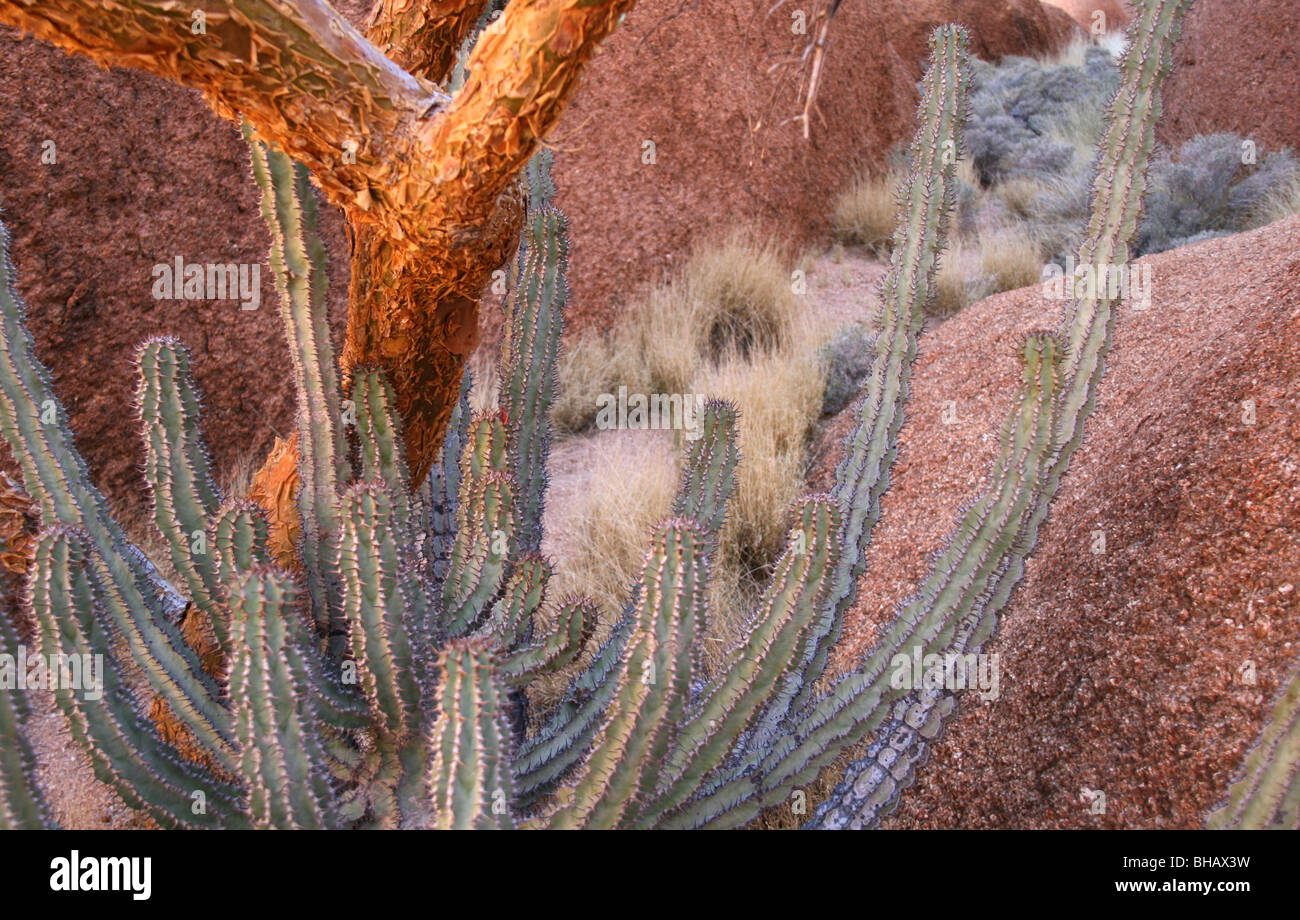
[554,232,800,434]
[694,331,828,650]
[686,232,799,361]
[831,169,903,254]
[929,241,980,319]
[541,232,835,685]
[979,227,1043,293]
[994,176,1046,220]
[467,348,500,414]
[531,431,679,710]
[1253,170,1300,227]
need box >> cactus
[0,606,50,828]
[228,567,334,830]
[0,3,1216,830]
[1208,662,1300,829]
[809,0,1194,829]
[429,640,515,830]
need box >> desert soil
[808,216,1300,828]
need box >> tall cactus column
[809,0,1195,828]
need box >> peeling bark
[0,0,637,523]
[0,0,637,756]
[368,0,491,82]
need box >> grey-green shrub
[1137,132,1300,254]
[819,325,876,416]
[965,46,1119,185]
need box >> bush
[1252,170,1300,226]
[979,227,1042,293]
[819,324,875,416]
[553,232,799,434]
[929,242,987,319]
[965,46,1119,185]
[1137,133,1300,255]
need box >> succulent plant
[0,1,1237,831]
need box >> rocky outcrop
[0,0,1074,511]
[548,0,1079,331]
[1042,0,1132,32]
[1160,0,1300,152]
[807,216,1300,828]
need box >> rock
[1160,0,1300,152]
[548,0,1079,332]
[0,24,352,505]
[807,216,1300,828]
[0,0,1076,510]
[1041,0,1132,33]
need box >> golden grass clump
[929,241,977,319]
[542,231,835,685]
[551,330,650,435]
[676,231,799,363]
[553,231,800,434]
[831,169,903,254]
[1253,170,1300,227]
[694,333,827,653]
[979,227,1043,293]
[530,432,678,710]
[994,175,1046,220]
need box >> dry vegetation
[1253,169,1300,226]
[831,168,903,255]
[516,24,1300,738]
[498,233,839,706]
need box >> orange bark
[0,0,638,557]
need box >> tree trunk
[0,0,637,548]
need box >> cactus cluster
[1,1,1266,831]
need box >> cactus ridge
[229,565,334,829]
[137,337,227,643]
[500,205,567,557]
[758,24,975,744]
[419,372,471,586]
[1208,664,1300,829]
[804,0,1194,827]
[429,639,515,829]
[0,604,53,828]
[30,527,243,828]
[247,126,348,635]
